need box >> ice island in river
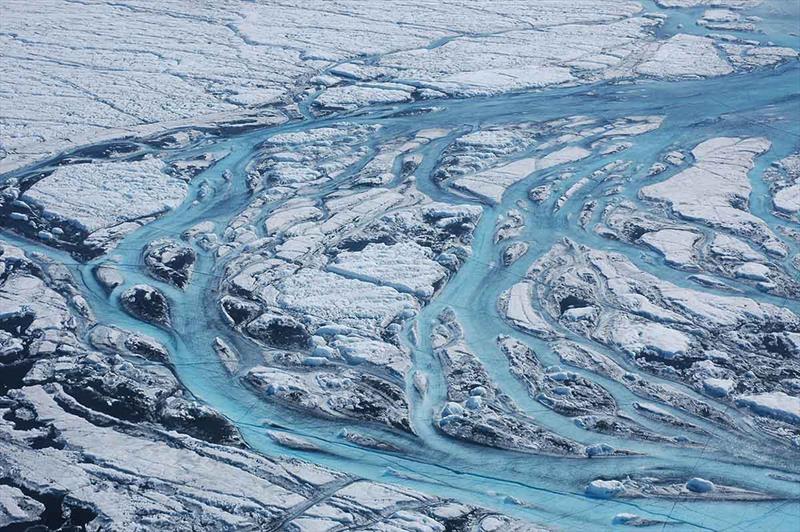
[0,0,799,530]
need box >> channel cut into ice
[2,0,799,529]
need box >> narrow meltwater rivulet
[1,1,799,530]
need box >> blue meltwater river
[4,6,800,529]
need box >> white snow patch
[637,34,732,79]
[23,158,186,233]
[329,241,447,298]
[736,391,800,425]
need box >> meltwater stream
[4,59,800,530]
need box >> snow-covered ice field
[1,0,799,530]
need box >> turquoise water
[3,4,800,530]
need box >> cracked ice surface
[1,0,800,530]
[23,158,185,233]
[2,0,796,173]
[0,241,535,531]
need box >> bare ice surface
[1,0,799,530]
